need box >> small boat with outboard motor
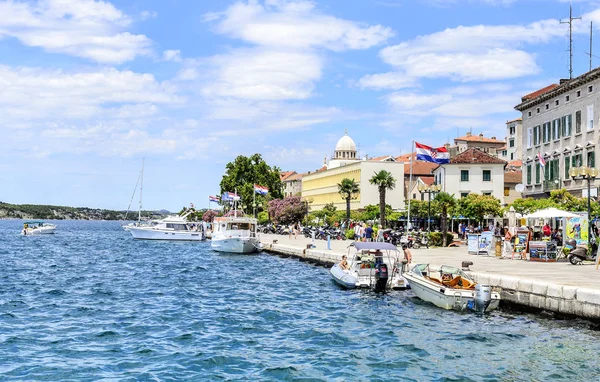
[402,263,500,313]
[21,221,56,235]
[330,242,409,292]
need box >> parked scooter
[566,238,598,265]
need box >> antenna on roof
[560,4,581,79]
[590,21,593,72]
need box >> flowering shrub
[202,210,220,222]
[268,196,308,225]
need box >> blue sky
[1,0,600,211]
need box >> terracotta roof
[396,152,416,162]
[504,170,523,184]
[368,155,396,162]
[507,160,523,168]
[280,171,296,181]
[449,148,507,165]
[316,165,327,173]
[454,134,505,144]
[506,117,522,123]
[403,161,438,176]
[521,84,559,101]
[286,173,303,181]
[420,177,434,186]
[497,145,507,150]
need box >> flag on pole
[415,142,450,164]
[209,195,219,203]
[254,184,269,195]
[221,192,241,201]
[537,152,546,167]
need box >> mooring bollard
[311,230,315,246]
[327,234,331,250]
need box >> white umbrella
[524,207,581,219]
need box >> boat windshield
[166,223,188,231]
[411,264,470,279]
[226,223,255,231]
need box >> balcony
[543,179,561,192]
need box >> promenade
[259,233,600,320]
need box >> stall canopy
[523,208,581,219]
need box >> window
[483,170,491,181]
[527,164,532,185]
[533,125,540,145]
[537,107,540,114]
[461,170,469,181]
[483,192,492,196]
[589,85,594,93]
[502,150,507,156]
[552,118,560,140]
[527,128,533,148]
[588,150,595,167]
[564,155,570,178]
[548,159,559,181]
[563,114,572,136]
[413,193,416,199]
[535,163,540,183]
[510,153,514,160]
[576,110,582,133]
[460,192,469,198]
[420,193,424,201]
[528,111,532,117]
[555,99,559,106]
[588,104,594,130]
[509,138,515,148]
[545,104,549,110]
[566,95,570,102]
[572,153,582,168]
[509,126,516,135]
[577,90,581,97]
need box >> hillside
[0,202,164,221]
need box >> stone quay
[259,233,600,321]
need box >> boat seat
[425,276,443,285]
[443,276,475,290]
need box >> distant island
[0,201,169,221]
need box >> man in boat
[339,255,350,270]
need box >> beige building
[504,170,523,205]
[281,171,303,197]
[301,133,405,211]
[504,118,523,162]
[514,68,600,198]
[452,132,506,156]
[432,148,507,201]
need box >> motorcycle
[566,238,598,265]
[412,232,429,249]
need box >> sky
[2,0,600,211]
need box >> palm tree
[337,178,360,222]
[369,170,396,229]
[434,192,456,247]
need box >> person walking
[365,224,374,242]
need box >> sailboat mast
[139,158,144,223]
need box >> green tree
[457,193,502,226]
[434,192,456,247]
[337,178,360,222]
[369,170,396,229]
[219,154,283,215]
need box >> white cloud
[162,49,182,62]
[202,48,322,101]
[140,10,157,20]
[357,71,418,90]
[0,0,151,63]
[208,0,393,51]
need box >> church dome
[335,132,356,152]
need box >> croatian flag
[415,142,450,164]
[221,192,241,201]
[254,184,269,195]
[537,152,546,167]
[209,196,219,203]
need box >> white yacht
[128,211,205,241]
[211,216,260,253]
[21,221,56,235]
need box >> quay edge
[262,242,600,321]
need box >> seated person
[339,255,350,270]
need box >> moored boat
[403,263,500,313]
[211,216,260,253]
[330,242,409,291]
[128,211,205,241]
[21,221,56,235]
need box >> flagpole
[407,140,415,231]
[253,186,256,218]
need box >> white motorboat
[21,221,56,235]
[211,216,260,253]
[330,242,409,291]
[403,264,501,313]
[128,211,206,241]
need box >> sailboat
[122,159,145,231]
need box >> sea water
[1,220,599,381]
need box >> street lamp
[569,166,599,246]
[418,183,442,234]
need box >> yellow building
[302,132,406,211]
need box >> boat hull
[404,273,500,312]
[330,264,359,288]
[129,227,205,241]
[22,227,56,235]
[211,237,259,253]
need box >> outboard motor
[374,263,389,293]
[474,284,492,313]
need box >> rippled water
[1,220,599,380]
